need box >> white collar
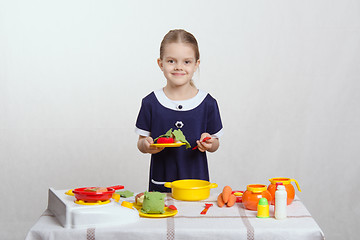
[154,89,208,111]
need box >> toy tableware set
[234,177,301,220]
[47,177,300,228]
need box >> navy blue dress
[135,89,223,192]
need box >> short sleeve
[206,97,223,138]
[135,98,152,136]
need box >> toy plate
[134,204,178,218]
[151,143,185,147]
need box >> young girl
[135,29,223,192]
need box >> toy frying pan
[72,185,124,202]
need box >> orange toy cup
[267,178,301,205]
[242,184,272,211]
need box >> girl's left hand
[195,133,215,152]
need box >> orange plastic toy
[217,186,236,207]
[267,178,301,205]
[242,184,272,211]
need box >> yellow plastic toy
[121,201,133,209]
[256,198,270,218]
[112,193,121,202]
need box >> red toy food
[154,128,191,148]
[135,192,145,205]
[156,137,175,144]
[167,205,177,210]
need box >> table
[25,193,325,240]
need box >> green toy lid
[258,197,268,206]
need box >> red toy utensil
[200,203,213,215]
[192,137,212,150]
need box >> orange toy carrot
[226,194,236,207]
[222,186,232,203]
[217,193,225,207]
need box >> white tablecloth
[25,193,325,240]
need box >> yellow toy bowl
[164,179,218,201]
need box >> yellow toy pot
[164,179,218,201]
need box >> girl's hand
[195,133,219,152]
[138,136,165,154]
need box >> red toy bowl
[72,185,124,202]
[232,190,244,203]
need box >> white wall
[1,0,359,239]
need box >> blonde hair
[160,29,200,86]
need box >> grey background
[1,0,359,239]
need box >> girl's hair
[160,29,200,86]
[160,29,200,61]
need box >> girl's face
[157,42,200,88]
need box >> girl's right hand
[138,136,165,154]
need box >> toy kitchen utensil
[48,188,139,229]
[151,142,186,148]
[72,185,124,203]
[267,178,301,205]
[133,204,178,218]
[164,179,218,201]
[242,184,272,211]
[192,137,211,150]
[200,203,213,215]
